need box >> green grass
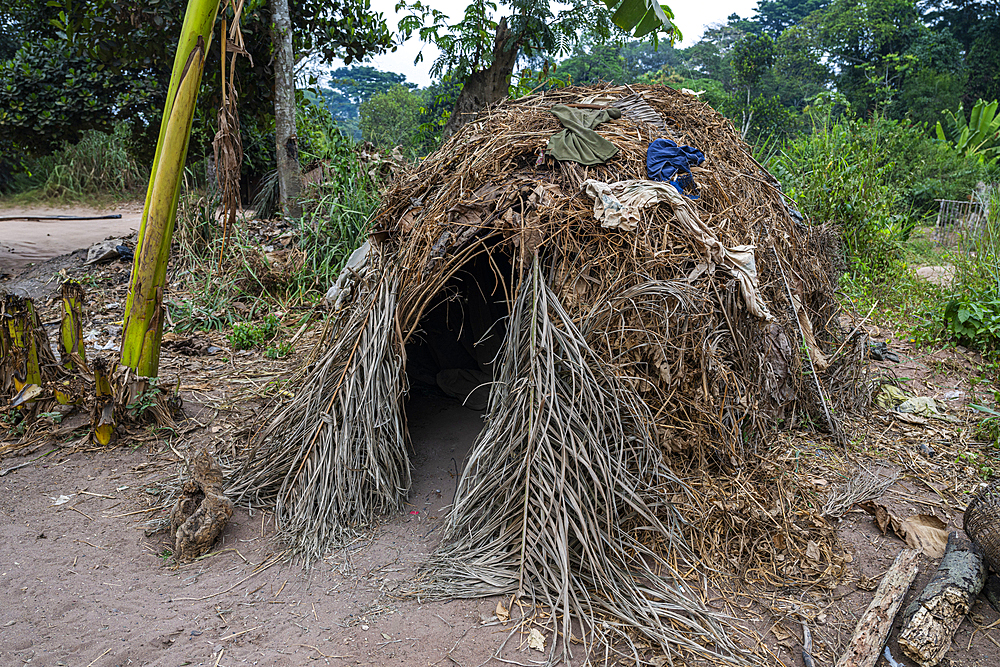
[903,223,952,268]
[1,122,147,203]
[840,265,947,342]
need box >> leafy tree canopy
[0,0,394,163]
[328,66,415,106]
[619,40,682,79]
[753,0,827,34]
[360,84,424,148]
[556,44,628,85]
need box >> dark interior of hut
[404,243,514,412]
[402,243,515,499]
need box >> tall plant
[120,0,221,378]
[935,99,1000,164]
[771,106,909,277]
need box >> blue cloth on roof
[646,138,704,199]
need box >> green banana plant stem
[121,0,221,377]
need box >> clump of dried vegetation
[227,84,875,663]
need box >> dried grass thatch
[230,84,869,663]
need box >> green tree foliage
[0,38,158,155]
[318,67,415,139]
[727,33,788,137]
[804,0,920,114]
[753,0,827,34]
[645,20,806,140]
[965,14,1000,103]
[359,84,424,150]
[328,66,415,106]
[555,44,627,85]
[620,40,682,79]
[0,0,393,167]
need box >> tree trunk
[835,549,920,667]
[270,0,302,220]
[442,16,521,139]
[898,532,987,667]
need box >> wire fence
[933,197,990,250]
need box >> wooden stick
[898,532,987,666]
[220,625,261,640]
[836,549,920,667]
[84,648,112,667]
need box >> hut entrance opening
[404,243,513,411]
[402,244,513,496]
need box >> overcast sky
[346,0,761,86]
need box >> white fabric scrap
[582,179,773,320]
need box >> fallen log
[835,549,920,667]
[897,531,987,667]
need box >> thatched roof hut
[230,84,867,664]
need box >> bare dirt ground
[2,215,1000,666]
[0,394,522,667]
[0,202,142,277]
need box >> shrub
[772,110,911,278]
[228,315,280,351]
[42,123,146,196]
[1,122,146,197]
[943,185,1000,348]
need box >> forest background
[2,0,1000,349]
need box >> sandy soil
[0,395,527,667]
[3,226,1000,666]
[0,202,142,277]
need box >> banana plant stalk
[59,281,87,371]
[0,300,12,397]
[121,0,221,379]
[92,357,116,445]
[2,295,60,407]
[53,281,88,405]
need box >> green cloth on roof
[546,105,622,166]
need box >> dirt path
[0,202,142,276]
[0,394,527,667]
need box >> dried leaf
[772,624,794,641]
[805,540,821,563]
[527,628,546,652]
[496,600,509,623]
[861,502,949,558]
[898,514,949,558]
[893,411,928,425]
[859,501,892,535]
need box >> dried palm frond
[413,257,753,665]
[213,0,251,261]
[821,466,898,519]
[227,249,409,557]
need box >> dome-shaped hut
[230,84,865,664]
